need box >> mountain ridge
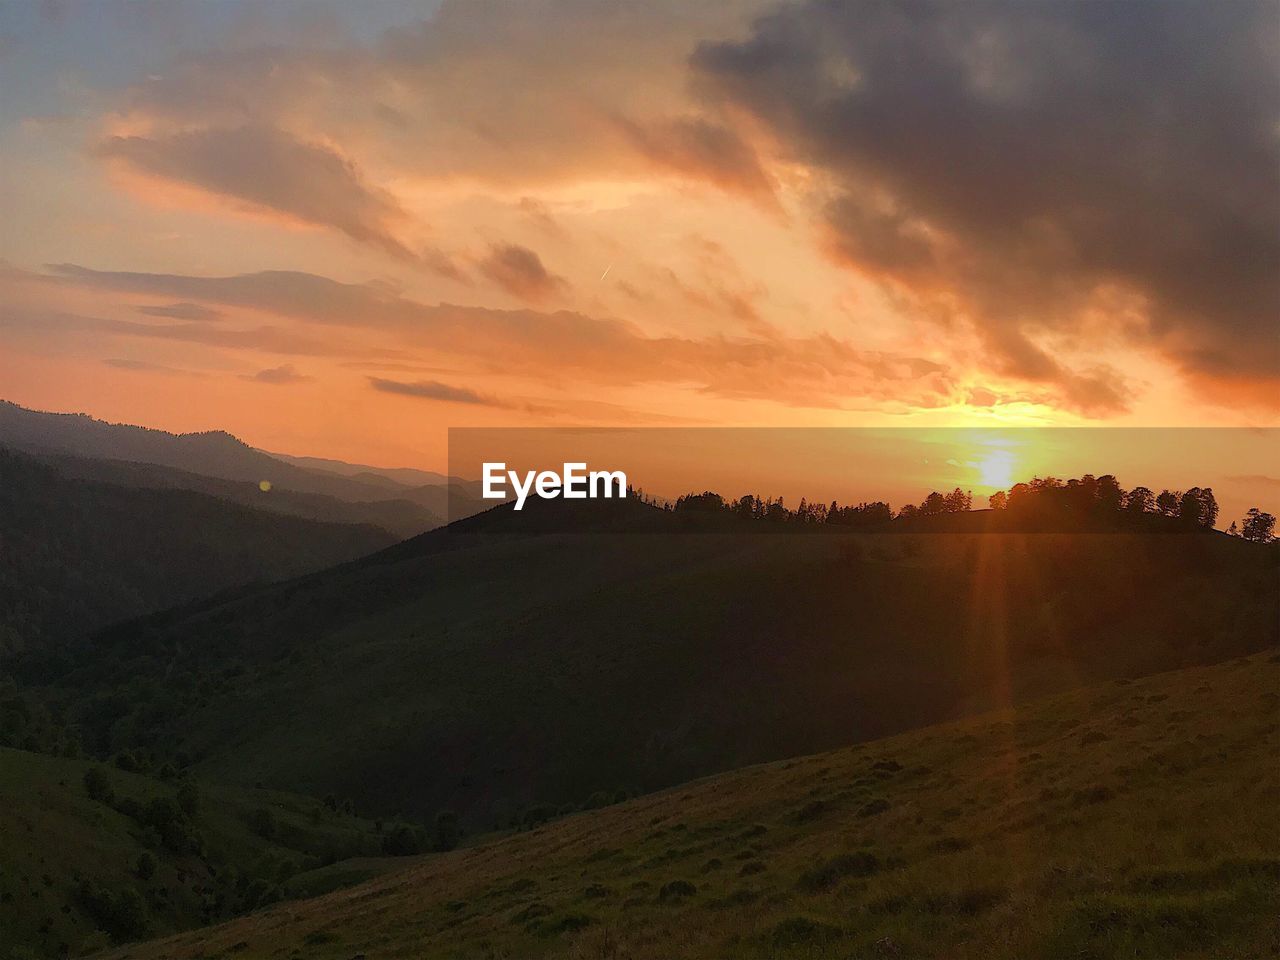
[44,509,1278,830]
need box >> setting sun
[976,449,1017,490]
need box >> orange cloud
[21,263,957,412]
[98,125,461,279]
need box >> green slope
[47,513,1278,828]
[0,748,410,960]
[96,649,1280,960]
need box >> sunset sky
[0,0,1276,472]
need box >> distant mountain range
[0,400,487,660]
[0,446,398,663]
[0,400,483,538]
[266,450,462,490]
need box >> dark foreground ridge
[37,494,1278,834]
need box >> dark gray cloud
[693,0,1280,409]
[368,377,504,406]
[244,364,313,385]
[477,244,567,303]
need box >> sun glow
[975,448,1017,490]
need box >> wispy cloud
[98,125,461,279]
[243,364,313,385]
[368,377,507,407]
[136,302,223,322]
[103,357,204,377]
[24,263,958,413]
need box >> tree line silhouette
[661,473,1275,541]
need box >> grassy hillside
[45,505,1278,828]
[0,747,409,960]
[0,447,395,663]
[97,649,1280,960]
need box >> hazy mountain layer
[0,447,396,661]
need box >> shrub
[434,810,460,852]
[520,804,557,829]
[248,807,277,840]
[585,790,614,809]
[797,851,881,892]
[511,902,552,924]
[381,824,422,856]
[541,913,592,936]
[929,836,971,854]
[793,799,827,822]
[145,797,181,830]
[954,885,1004,915]
[1072,785,1114,807]
[769,916,843,948]
[82,767,114,805]
[241,878,279,911]
[112,750,147,774]
[77,881,148,943]
[858,798,891,817]
[134,853,156,882]
[657,879,697,903]
[176,782,200,818]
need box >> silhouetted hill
[46,497,1278,830]
[0,447,396,662]
[97,651,1280,960]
